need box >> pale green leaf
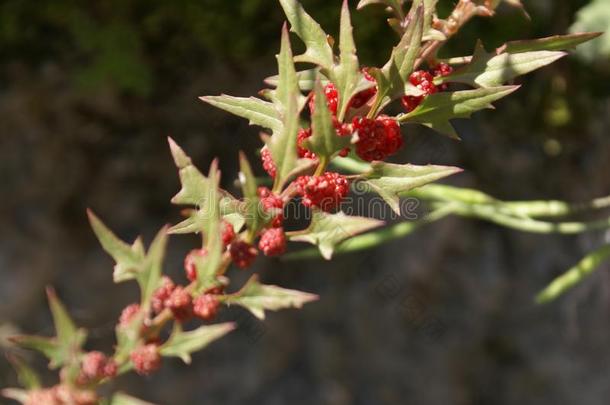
[278,0,334,69]
[290,211,384,259]
[362,162,463,213]
[2,388,29,403]
[223,275,318,320]
[536,244,610,304]
[109,392,158,405]
[88,210,146,283]
[264,68,325,92]
[398,86,520,138]
[441,42,566,88]
[569,0,610,62]
[168,137,215,207]
[137,226,168,308]
[199,95,282,133]
[503,32,603,53]
[160,323,235,364]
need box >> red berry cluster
[258,187,284,228]
[295,172,350,212]
[258,227,286,256]
[25,386,98,405]
[402,63,453,112]
[130,343,162,376]
[78,351,117,384]
[350,68,377,109]
[352,115,402,162]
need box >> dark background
[2,0,610,404]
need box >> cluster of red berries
[295,172,350,211]
[352,115,403,162]
[77,351,117,384]
[24,385,98,405]
[151,275,222,322]
[402,62,453,112]
[130,343,162,376]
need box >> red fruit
[297,128,317,160]
[103,360,118,378]
[402,70,437,112]
[229,240,258,269]
[118,303,141,328]
[130,344,161,376]
[80,352,107,381]
[352,115,403,162]
[165,285,192,322]
[295,172,349,212]
[184,249,207,282]
[221,221,236,246]
[350,69,377,109]
[261,146,277,178]
[309,82,339,116]
[430,62,453,91]
[259,228,287,257]
[151,276,175,314]
[258,187,284,228]
[193,294,220,321]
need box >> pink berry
[151,276,175,314]
[295,172,349,212]
[309,82,339,116]
[259,228,287,257]
[430,62,453,91]
[258,187,284,228]
[184,249,207,282]
[165,285,192,322]
[221,220,236,246]
[193,294,220,321]
[260,146,277,178]
[118,303,141,328]
[401,70,437,112]
[80,352,107,380]
[229,240,258,269]
[130,344,161,376]
[297,128,317,160]
[352,115,403,162]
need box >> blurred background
[1,0,610,404]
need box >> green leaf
[503,32,603,53]
[357,0,404,17]
[223,275,318,320]
[278,0,334,69]
[137,226,168,308]
[88,210,146,283]
[7,355,41,389]
[536,244,610,304]
[398,86,520,139]
[330,0,366,121]
[268,26,301,191]
[200,95,282,132]
[168,137,215,207]
[109,392,157,405]
[290,210,384,259]
[46,288,87,368]
[10,336,60,363]
[361,162,463,213]
[238,152,275,234]
[160,323,235,364]
[304,79,351,159]
[569,0,610,62]
[441,41,566,88]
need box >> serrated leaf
[278,0,334,69]
[536,244,610,304]
[503,32,603,53]
[137,226,168,308]
[168,137,214,207]
[10,336,60,365]
[330,0,365,121]
[223,275,318,320]
[290,211,384,259]
[88,210,146,283]
[239,152,273,233]
[47,288,79,346]
[109,392,158,405]
[398,86,520,138]
[304,79,351,159]
[268,26,301,191]
[441,42,566,88]
[200,95,282,132]
[362,162,463,214]
[7,355,41,389]
[160,323,235,364]
[380,5,424,104]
